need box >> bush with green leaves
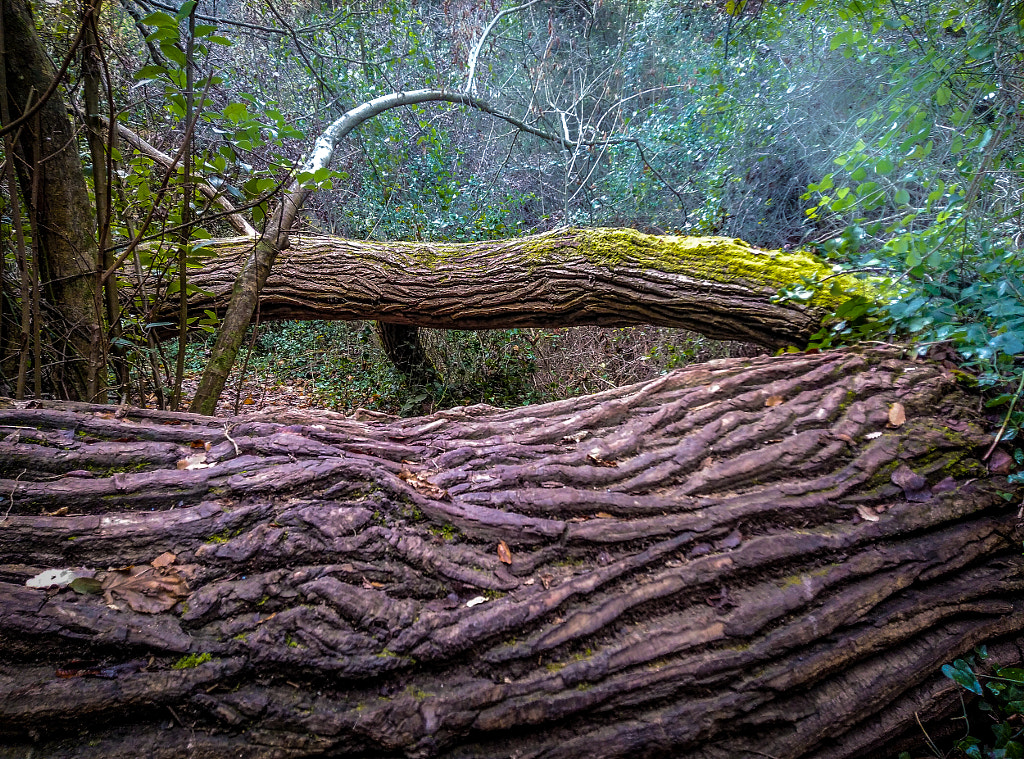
[899,647,1024,759]
[797,0,1024,450]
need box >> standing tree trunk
[376,322,441,387]
[1,0,103,401]
[1,347,1020,759]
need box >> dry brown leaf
[176,453,210,470]
[242,396,255,406]
[99,565,188,614]
[151,551,176,569]
[586,453,618,467]
[887,402,906,427]
[397,469,448,500]
[855,505,880,522]
[595,512,614,519]
[765,395,784,407]
[497,540,513,565]
[189,440,207,449]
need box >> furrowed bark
[0,347,1020,759]
[375,322,441,386]
[2,0,103,401]
[147,228,869,348]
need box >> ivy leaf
[942,662,983,695]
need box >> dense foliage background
[2,0,1023,423]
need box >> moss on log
[148,228,875,348]
[0,347,1020,759]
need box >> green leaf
[161,42,187,67]
[222,102,248,123]
[969,44,995,60]
[875,157,894,175]
[942,662,983,695]
[139,10,178,28]
[894,188,910,205]
[70,577,104,594]
[134,64,170,81]
[935,85,951,106]
[176,0,197,21]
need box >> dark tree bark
[149,229,870,349]
[1,0,103,401]
[376,322,441,387]
[0,347,1020,759]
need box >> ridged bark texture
[375,322,441,386]
[2,0,102,400]
[0,347,1020,759]
[147,229,871,348]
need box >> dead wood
[0,347,1020,759]
[144,229,871,348]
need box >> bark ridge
[0,347,1020,759]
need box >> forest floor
[169,323,767,418]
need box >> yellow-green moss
[567,228,878,311]
[171,652,212,670]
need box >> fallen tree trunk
[0,347,1020,759]
[147,228,873,348]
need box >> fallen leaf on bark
[887,402,907,427]
[70,577,104,594]
[177,453,210,470]
[765,395,784,407]
[99,565,189,613]
[397,469,448,499]
[497,540,513,565]
[151,552,176,568]
[855,505,880,522]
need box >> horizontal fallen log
[0,346,1020,759]
[144,228,875,347]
